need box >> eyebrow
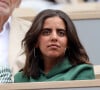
[42,28,66,30]
[56,28,66,31]
[42,28,51,30]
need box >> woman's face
[37,16,68,60]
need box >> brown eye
[41,29,51,36]
[57,29,66,37]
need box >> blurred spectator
[84,0,100,2]
[0,0,21,83]
[20,0,70,12]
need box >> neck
[0,16,9,32]
[43,56,63,74]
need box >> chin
[48,53,60,58]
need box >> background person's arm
[0,66,12,83]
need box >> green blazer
[14,58,95,83]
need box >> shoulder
[73,64,95,80]
[75,64,94,70]
[74,64,94,74]
[14,71,29,83]
[14,71,23,82]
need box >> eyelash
[41,29,50,35]
[58,31,66,36]
[41,29,66,37]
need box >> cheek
[38,40,47,55]
[61,38,68,48]
[38,37,48,49]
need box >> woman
[14,9,95,82]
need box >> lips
[48,44,60,48]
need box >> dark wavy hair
[22,9,91,79]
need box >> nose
[50,30,58,42]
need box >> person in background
[14,9,95,82]
[19,0,70,13]
[83,0,100,2]
[0,0,21,83]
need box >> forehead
[46,16,61,20]
[44,16,64,23]
[43,16,65,25]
